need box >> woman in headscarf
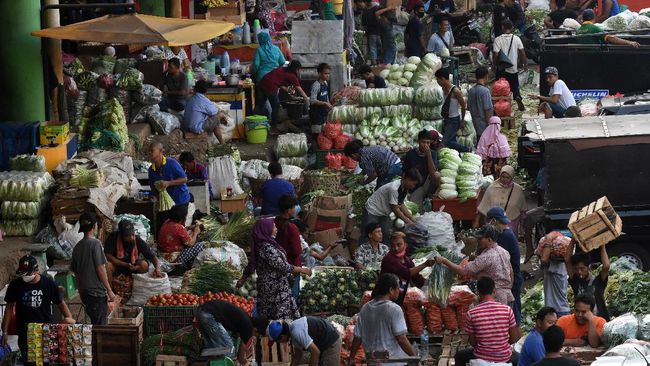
[252,31,286,83]
[476,165,527,238]
[476,116,512,179]
[237,218,311,320]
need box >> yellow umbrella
[31,13,234,46]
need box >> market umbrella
[31,13,234,46]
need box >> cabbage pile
[410,53,443,89]
[0,171,54,236]
[355,115,423,152]
[437,148,482,200]
[358,87,414,107]
[379,56,421,86]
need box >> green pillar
[0,0,45,122]
[140,0,165,16]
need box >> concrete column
[0,0,46,122]
[45,0,64,121]
[140,0,165,16]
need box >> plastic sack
[527,0,550,10]
[343,156,357,170]
[127,272,172,305]
[192,242,248,276]
[602,13,630,31]
[405,223,429,254]
[278,157,307,169]
[492,78,511,97]
[410,53,443,89]
[334,134,351,149]
[447,285,476,307]
[318,133,334,150]
[240,159,269,179]
[324,122,343,140]
[208,155,244,196]
[535,231,571,257]
[579,99,598,116]
[275,133,308,157]
[456,305,470,329]
[602,313,640,347]
[148,110,180,135]
[64,75,80,98]
[629,15,650,30]
[441,306,459,330]
[404,287,428,306]
[494,99,513,117]
[131,104,159,124]
[415,82,445,106]
[561,18,582,30]
[417,210,455,249]
[469,360,511,366]
[326,153,343,170]
[425,303,443,333]
[404,304,425,335]
[134,84,163,105]
[362,290,373,305]
[603,341,650,360]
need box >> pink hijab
[476,116,512,159]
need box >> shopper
[405,2,427,58]
[275,195,303,300]
[381,232,435,304]
[347,273,416,366]
[467,66,494,139]
[239,218,311,320]
[70,212,116,325]
[159,58,188,112]
[476,165,527,238]
[257,61,309,132]
[403,130,439,209]
[454,277,522,366]
[309,63,333,134]
[157,204,205,270]
[532,325,581,366]
[181,80,227,144]
[253,31,287,83]
[493,20,526,112]
[2,256,76,364]
[268,317,342,366]
[476,116,512,180]
[435,68,471,153]
[518,307,558,366]
[259,162,296,216]
[435,225,514,305]
[354,223,390,270]
[486,207,523,324]
[427,18,454,55]
[194,300,269,365]
[104,220,163,283]
[567,245,610,320]
[361,0,382,65]
[528,66,577,119]
[344,140,402,188]
[557,294,606,348]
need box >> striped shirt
[464,299,516,362]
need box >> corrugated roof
[523,114,650,141]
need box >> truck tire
[607,243,650,271]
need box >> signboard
[571,89,609,102]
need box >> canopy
[31,13,234,46]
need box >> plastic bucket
[334,0,343,15]
[245,115,269,144]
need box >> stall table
[212,44,259,63]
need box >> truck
[523,115,650,270]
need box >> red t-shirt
[259,67,300,95]
[274,217,302,267]
[157,220,191,253]
[379,252,425,287]
[465,299,517,362]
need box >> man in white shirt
[529,66,577,119]
[493,19,527,111]
[427,18,454,55]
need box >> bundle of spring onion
[199,212,254,249]
[427,250,463,307]
[155,180,175,212]
[69,166,105,188]
[187,263,235,295]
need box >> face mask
[418,11,425,17]
[22,275,36,283]
[271,235,276,239]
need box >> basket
[143,305,197,336]
[301,170,341,196]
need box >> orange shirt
[557,314,606,340]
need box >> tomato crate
[431,198,478,221]
[568,196,622,252]
[143,305,197,336]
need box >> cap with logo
[486,207,511,224]
[544,66,559,75]
[16,255,38,276]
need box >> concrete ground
[0,237,32,290]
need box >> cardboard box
[313,194,353,211]
[307,208,348,232]
[310,228,351,260]
[40,121,69,146]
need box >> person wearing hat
[104,219,163,284]
[194,300,269,365]
[486,207,523,325]
[70,212,116,325]
[267,316,342,366]
[434,225,514,305]
[403,129,440,209]
[528,66,577,119]
[575,9,640,47]
[2,255,75,364]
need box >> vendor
[380,232,435,305]
[575,9,640,47]
[253,31,286,83]
[354,223,390,270]
[309,63,333,134]
[159,58,188,112]
[157,204,205,271]
[164,46,191,71]
[179,151,214,200]
[364,169,422,243]
[257,61,309,134]
[557,294,606,347]
[268,317,342,366]
[296,221,338,268]
[427,17,454,55]
[476,165,527,238]
[403,130,440,209]
[528,66,577,119]
[181,79,227,144]
[344,140,402,188]
[259,162,296,216]
[104,220,163,283]
[434,225,514,305]
[148,142,190,212]
[359,65,386,89]
[194,300,269,365]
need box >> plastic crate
[143,305,197,336]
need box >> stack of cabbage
[275,133,309,168]
[0,171,54,236]
[380,56,422,87]
[410,53,443,89]
[355,114,423,152]
[415,82,445,123]
[438,149,483,200]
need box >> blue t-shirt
[182,93,219,134]
[518,328,546,366]
[497,228,523,290]
[149,157,191,206]
[260,178,295,215]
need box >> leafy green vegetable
[198,212,254,250]
[427,250,463,306]
[188,263,235,295]
[116,68,144,90]
[9,154,46,172]
[156,181,176,212]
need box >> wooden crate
[206,1,245,25]
[93,324,141,366]
[501,116,516,129]
[259,336,291,363]
[156,355,187,366]
[568,196,622,252]
[108,305,144,327]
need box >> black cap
[16,255,38,276]
[78,212,98,233]
[118,220,136,238]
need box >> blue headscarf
[257,31,275,60]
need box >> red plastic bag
[441,306,458,331]
[362,290,373,305]
[492,78,511,97]
[343,156,357,170]
[334,134,351,149]
[318,133,334,150]
[425,303,443,333]
[494,99,513,117]
[324,122,342,140]
[64,75,79,98]
[326,153,343,170]
[98,73,115,89]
